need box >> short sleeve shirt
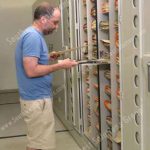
[15,26,53,100]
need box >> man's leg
[21,98,56,150]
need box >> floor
[0,93,81,150]
[0,129,81,150]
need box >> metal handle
[147,63,150,92]
[77,59,110,65]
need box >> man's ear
[40,16,47,24]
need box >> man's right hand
[58,58,78,69]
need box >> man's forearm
[27,63,62,77]
[23,57,77,78]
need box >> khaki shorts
[20,98,56,150]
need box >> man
[15,2,77,150]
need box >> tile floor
[0,102,81,150]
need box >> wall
[0,0,63,90]
[0,0,36,90]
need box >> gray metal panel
[120,0,141,150]
[141,1,150,150]
[109,0,121,149]
[61,0,73,123]
[97,0,111,149]
[70,0,82,133]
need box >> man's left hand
[49,51,60,61]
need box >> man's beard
[43,28,54,35]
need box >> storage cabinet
[54,0,144,150]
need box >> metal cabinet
[54,0,150,150]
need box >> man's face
[42,9,61,35]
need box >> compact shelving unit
[79,0,100,147]
[61,0,82,134]
[54,0,144,150]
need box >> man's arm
[23,57,78,78]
